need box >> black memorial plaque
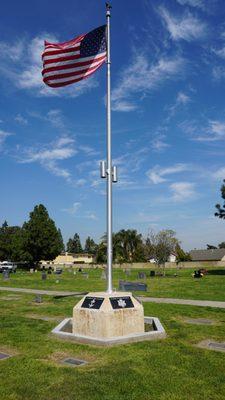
[110,296,134,309]
[81,296,104,309]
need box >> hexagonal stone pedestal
[52,291,166,346]
[73,292,144,339]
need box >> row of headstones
[124,270,159,279]
[36,267,158,281]
[2,268,158,282]
[41,271,90,280]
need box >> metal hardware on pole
[100,161,107,178]
[112,166,118,183]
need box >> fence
[58,261,225,270]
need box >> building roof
[190,249,225,261]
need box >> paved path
[0,287,225,308]
[138,296,225,309]
[0,286,86,297]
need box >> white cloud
[91,179,102,188]
[85,212,98,220]
[24,147,75,163]
[167,91,191,118]
[45,161,72,180]
[79,145,99,156]
[212,167,225,181]
[209,120,225,138]
[212,66,225,80]
[181,119,225,142]
[176,92,190,105]
[196,120,225,142]
[158,7,207,41]
[169,181,196,202]
[15,114,28,125]
[76,178,87,186]
[19,135,77,183]
[112,53,184,112]
[213,46,225,59]
[0,129,13,149]
[56,136,74,147]
[151,135,170,152]
[28,108,70,134]
[0,39,24,61]
[176,0,205,9]
[0,35,99,97]
[62,203,98,220]
[62,202,81,215]
[46,109,65,129]
[147,164,190,184]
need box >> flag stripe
[42,48,80,62]
[45,77,84,88]
[44,34,84,49]
[42,53,106,74]
[43,59,105,78]
[42,25,106,88]
[43,64,103,84]
[42,43,81,58]
[43,53,82,65]
[44,63,103,87]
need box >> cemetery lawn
[0,291,225,400]
[0,267,225,301]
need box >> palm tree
[100,229,145,263]
[114,229,144,262]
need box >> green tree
[84,236,97,254]
[58,229,65,252]
[0,221,22,261]
[95,241,107,263]
[103,229,145,263]
[0,221,10,260]
[23,204,64,265]
[215,179,225,219]
[144,237,155,261]
[148,230,179,273]
[207,244,217,249]
[10,227,32,263]
[175,243,191,262]
[218,242,225,249]
[67,233,83,253]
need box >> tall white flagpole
[106,3,113,293]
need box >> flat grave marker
[184,318,216,325]
[119,280,147,292]
[197,339,225,353]
[34,295,42,304]
[62,358,87,367]
[0,353,11,360]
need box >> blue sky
[0,0,225,250]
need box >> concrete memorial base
[52,291,166,346]
[73,291,144,339]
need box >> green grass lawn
[0,289,225,400]
[0,266,225,301]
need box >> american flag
[42,25,107,88]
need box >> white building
[149,252,177,264]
